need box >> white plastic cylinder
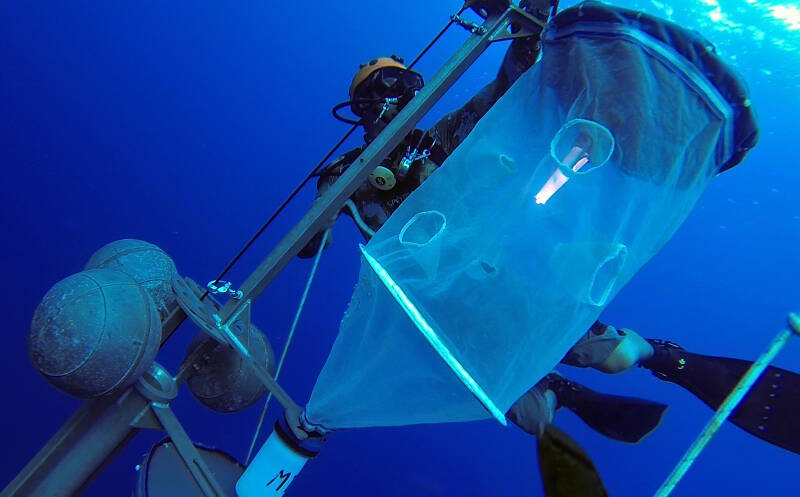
[236,426,311,496]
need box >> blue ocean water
[2,1,798,496]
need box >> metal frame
[1,5,545,496]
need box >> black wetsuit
[298,35,543,258]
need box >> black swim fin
[550,375,668,443]
[537,425,609,497]
[641,339,800,455]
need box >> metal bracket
[490,5,547,42]
[450,13,487,34]
[132,363,229,497]
[174,276,249,343]
[172,275,299,413]
[456,3,547,42]
[375,97,400,123]
[207,280,244,300]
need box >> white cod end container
[236,418,320,496]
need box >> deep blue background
[2,1,798,496]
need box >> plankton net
[306,1,758,430]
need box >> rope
[653,318,798,497]
[344,199,377,238]
[245,228,331,465]
[407,4,465,70]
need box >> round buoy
[186,324,275,413]
[85,239,177,321]
[29,268,162,398]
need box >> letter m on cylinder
[267,470,292,492]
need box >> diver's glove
[507,375,557,437]
[563,322,655,373]
[562,322,627,369]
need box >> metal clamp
[206,280,243,300]
[450,13,487,34]
[398,147,432,179]
[375,97,400,123]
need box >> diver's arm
[429,1,550,155]
[297,156,351,259]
